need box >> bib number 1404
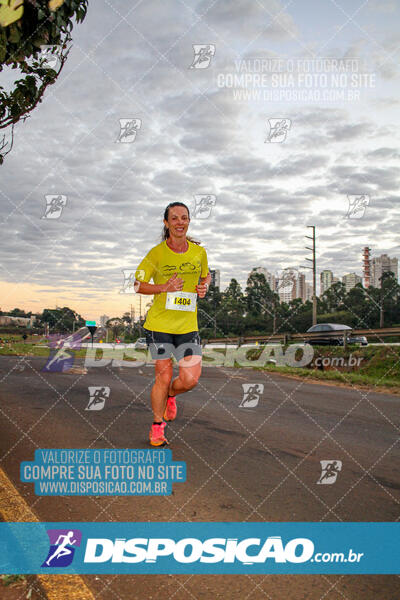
[165,292,197,312]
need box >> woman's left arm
[196,271,211,298]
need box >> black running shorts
[143,328,202,362]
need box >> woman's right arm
[135,281,166,295]
[135,273,183,295]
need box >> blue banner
[0,522,398,574]
[20,449,186,496]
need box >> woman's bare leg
[168,355,202,397]
[151,358,173,421]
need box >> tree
[198,283,222,337]
[0,0,88,163]
[39,306,84,332]
[106,317,124,340]
[378,272,400,327]
[320,281,346,313]
[245,270,277,316]
[222,278,246,315]
[9,307,29,316]
[220,278,246,335]
[122,312,131,326]
[242,270,280,335]
[341,284,367,326]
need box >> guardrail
[204,327,400,346]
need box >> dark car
[306,323,368,346]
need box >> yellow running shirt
[135,240,209,334]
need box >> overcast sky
[1,0,399,320]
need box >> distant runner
[135,202,211,446]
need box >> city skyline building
[342,272,363,293]
[320,269,334,295]
[371,254,398,288]
[210,269,221,290]
[252,267,276,291]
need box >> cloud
[0,0,399,315]
[366,147,400,159]
[196,0,299,40]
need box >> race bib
[165,291,197,312]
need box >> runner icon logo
[120,269,143,294]
[193,195,217,219]
[239,383,264,408]
[189,45,216,69]
[42,333,82,373]
[317,460,342,485]
[39,45,62,70]
[276,267,298,293]
[86,386,110,410]
[265,118,291,143]
[42,529,82,567]
[41,195,67,219]
[117,119,141,143]
[346,194,369,219]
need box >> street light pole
[214,292,217,337]
[139,295,142,336]
[273,298,277,334]
[301,225,317,326]
[130,303,135,334]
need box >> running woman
[134,202,211,446]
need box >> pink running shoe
[163,396,177,422]
[149,422,169,446]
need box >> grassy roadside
[0,342,88,358]
[254,363,400,392]
[250,345,400,393]
[1,339,399,393]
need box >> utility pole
[130,304,135,333]
[301,225,317,326]
[214,292,217,338]
[139,295,142,336]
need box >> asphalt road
[0,355,399,600]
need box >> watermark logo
[84,534,315,564]
[265,118,291,143]
[41,195,67,220]
[86,386,110,411]
[117,118,142,143]
[193,194,217,219]
[317,460,342,485]
[84,342,315,370]
[40,45,62,70]
[239,383,264,408]
[42,333,82,373]
[276,267,298,302]
[120,269,143,294]
[15,360,30,372]
[217,58,374,103]
[189,44,216,69]
[313,355,363,368]
[346,194,369,219]
[42,529,82,567]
